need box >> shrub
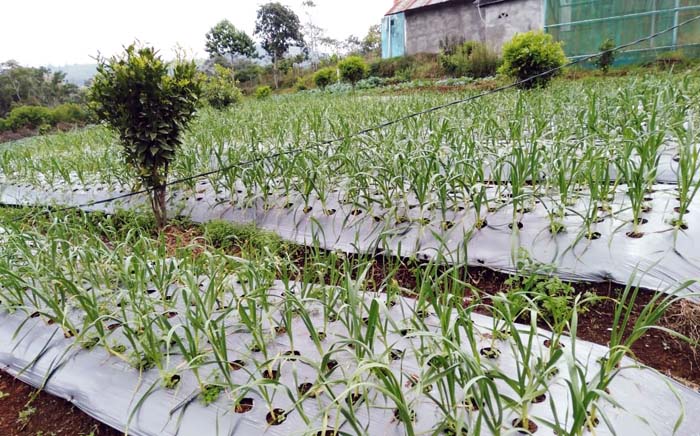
[369,56,413,78]
[51,103,90,124]
[89,44,201,229]
[595,38,616,73]
[313,67,337,90]
[338,56,369,86]
[440,41,501,78]
[202,65,243,109]
[255,85,272,99]
[499,31,567,89]
[0,118,7,132]
[5,106,54,130]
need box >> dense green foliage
[0,61,83,117]
[313,67,336,89]
[499,31,567,89]
[439,41,501,78]
[255,85,272,99]
[0,103,90,133]
[202,65,243,109]
[205,20,257,63]
[596,38,616,73]
[89,44,201,228]
[338,56,368,86]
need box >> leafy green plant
[89,44,201,228]
[595,38,616,73]
[439,41,501,78]
[313,67,337,90]
[202,64,243,109]
[338,56,369,87]
[255,85,272,99]
[499,31,567,89]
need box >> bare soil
[0,370,121,436]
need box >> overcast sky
[2,0,393,67]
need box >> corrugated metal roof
[385,0,455,15]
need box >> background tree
[0,61,82,117]
[89,45,201,229]
[205,20,257,80]
[301,1,327,68]
[361,24,381,57]
[254,2,306,88]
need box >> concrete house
[381,0,543,58]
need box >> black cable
[8,13,700,224]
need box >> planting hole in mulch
[626,231,645,239]
[393,408,417,423]
[475,219,488,229]
[262,369,279,380]
[674,207,690,214]
[298,382,318,398]
[415,310,430,319]
[543,339,564,349]
[317,430,341,436]
[442,221,454,230]
[107,322,121,331]
[512,418,538,434]
[284,350,301,360]
[164,311,178,319]
[390,349,404,361]
[235,398,255,413]
[313,331,327,341]
[350,209,363,216]
[229,360,246,371]
[532,393,547,404]
[250,343,262,352]
[349,392,363,405]
[509,222,524,230]
[284,202,294,209]
[399,328,413,337]
[266,408,287,425]
[274,325,287,335]
[463,396,481,411]
[167,374,181,387]
[326,359,339,372]
[324,209,336,216]
[480,347,500,359]
[303,206,313,214]
[586,231,602,240]
[634,218,649,225]
[373,216,382,222]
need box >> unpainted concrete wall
[404,2,483,55]
[402,0,542,56]
[481,0,543,51]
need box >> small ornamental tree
[595,38,616,73]
[313,67,337,89]
[498,31,567,89]
[338,56,368,87]
[89,45,201,229]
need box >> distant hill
[47,64,97,87]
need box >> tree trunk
[150,164,168,230]
[273,53,279,89]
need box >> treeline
[0,61,89,135]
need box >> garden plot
[1,165,700,296]
[2,276,700,436]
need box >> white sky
[1,0,393,67]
